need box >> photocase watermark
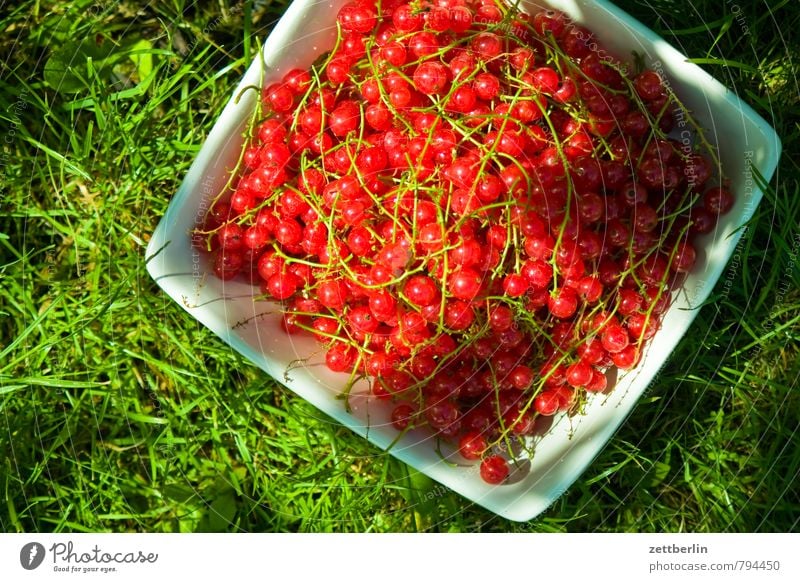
[751,227,800,360]
[718,226,747,301]
[18,541,158,574]
[174,3,245,68]
[192,174,218,284]
[3,89,28,143]
[647,60,708,189]
[741,150,756,218]
[20,542,46,570]
[768,231,800,314]
[481,17,532,45]
[687,277,708,309]
[574,28,630,77]
[1,89,29,176]
[725,0,751,36]
[718,150,755,301]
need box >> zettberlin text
[649,544,708,554]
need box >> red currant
[480,455,509,484]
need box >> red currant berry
[392,4,423,33]
[601,323,629,354]
[566,361,593,387]
[449,268,483,300]
[413,61,449,95]
[317,279,350,310]
[634,70,665,101]
[443,299,475,331]
[213,250,243,280]
[267,271,301,300]
[509,365,534,390]
[703,186,735,215]
[473,73,500,101]
[216,222,244,251]
[548,287,579,319]
[531,67,560,94]
[612,345,639,370]
[502,273,529,298]
[671,241,697,273]
[459,432,488,461]
[480,455,509,484]
[534,390,560,416]
[404,275,440,307]
[325,342,356,373]
[337,2,377,34]
[391,403,416,430]
[586,369,608,393]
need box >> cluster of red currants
[198,0,733,484]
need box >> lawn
[0,0,798,532]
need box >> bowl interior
[146,0,781,521]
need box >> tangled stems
[196,0,734,482]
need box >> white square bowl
[146,0,781,521]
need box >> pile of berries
[197,0,733,484]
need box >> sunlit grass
[0,0,797,532]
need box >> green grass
[1,0,798,532]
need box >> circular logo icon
[20,542,46,570]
